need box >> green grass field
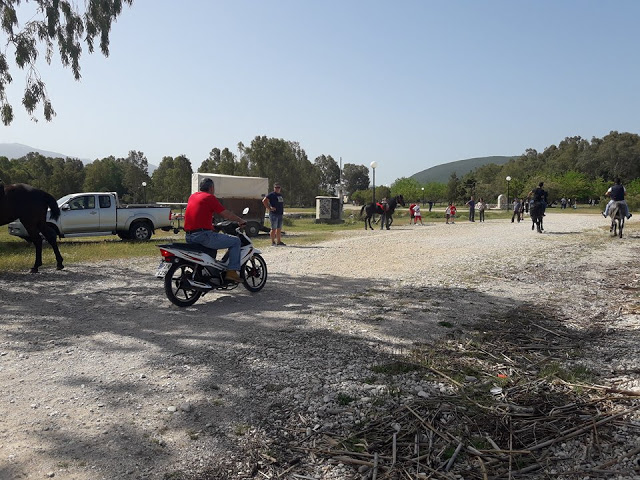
[0,205,610,272]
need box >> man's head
[199,178,214,193]
[539,182,544,188]
[615,178,621,185]
[274,183,281,192]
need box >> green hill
[411,156,514,183]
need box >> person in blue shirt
[262,183,286,246]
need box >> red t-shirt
[184,191,225,230]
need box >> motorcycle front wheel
[164,262,203,307]
[241,254,267,292]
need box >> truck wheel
[130,221,152,241]
[246,221,261,237]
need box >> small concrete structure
[315,196,343,224]
[497,194,506,210]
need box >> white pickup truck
[8,192,173,241]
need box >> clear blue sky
[3,0,640,186]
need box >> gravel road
[0,213,638,479]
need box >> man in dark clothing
[465,196,475,222]
[603,178,632,219]
[528,182,548,215]
[262,183,286,246]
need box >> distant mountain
[0,143,157,174]
[0,142,75,160]
[411,156,514,184]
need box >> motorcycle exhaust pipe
[186,279,214,291]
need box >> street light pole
[370,161,378,203]
[142,181,147,204]
[506,176,511,210]
[421,187,424,205]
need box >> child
[408,202,416,225]
[445,202,456,224]
[413,203,423,225]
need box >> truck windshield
[57,194,75,206]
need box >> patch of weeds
[470,437,491,450]
[234,424,250,436]
[539,362,593,383]
[371,361,423,375]
[363,376,377,384]
[340,436,367,453]
[337,393,355,405]
[187,429,199,440]
[210,398,224,406]
[158,426,169,435]
[56,461,70,468]
[438,321,454,328]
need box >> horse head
[396,195,405,207]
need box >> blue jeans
[604,200,630,218]
[269,212,283,230]
[186,230,241,270]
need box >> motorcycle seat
[159,243,217,258]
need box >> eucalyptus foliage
[0,0,133,124]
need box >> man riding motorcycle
[184,178,246,283]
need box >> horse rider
[528,182,548,216]
[603,178,632,219]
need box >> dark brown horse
[0,183,64,273]
[360,195,405,230]
[529,200,544,233]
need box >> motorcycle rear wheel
[164,262,203,307]
[241,254,267,292]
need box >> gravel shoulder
[0,213,638,479]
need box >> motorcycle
[156,210,267,307]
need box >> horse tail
[360,205,365,217]
[41,190,61,221]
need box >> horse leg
[42,222,64,270]
[24,226,43,273]
[380,213,385,230]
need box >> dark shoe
[277,241,286,246]
[271,241,276,246]
[225,270,241,283]
[628,213,632,219]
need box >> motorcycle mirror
[242,207,250,215]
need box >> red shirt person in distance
[184,178,246,282]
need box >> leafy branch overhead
[0,0,133,125]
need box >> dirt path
[0,213,638,479]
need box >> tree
[314,155,340,195]
[0,0,134,125]
[390,177,422,203]
[120,150,150,203]
[199,147,237,175]
[447,172,460,202]
[342,163,369,195]
[151,155,193,202]
[83,156,125,194]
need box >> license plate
[155,261,171,278]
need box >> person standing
[413,203,423,225]
[262,183,286,246]
[428,200,433,212]
[476,198,486,222]
[184,178,246,283]
[408,202,416,225]
[511,198,522,223]
[465,196,475,222]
